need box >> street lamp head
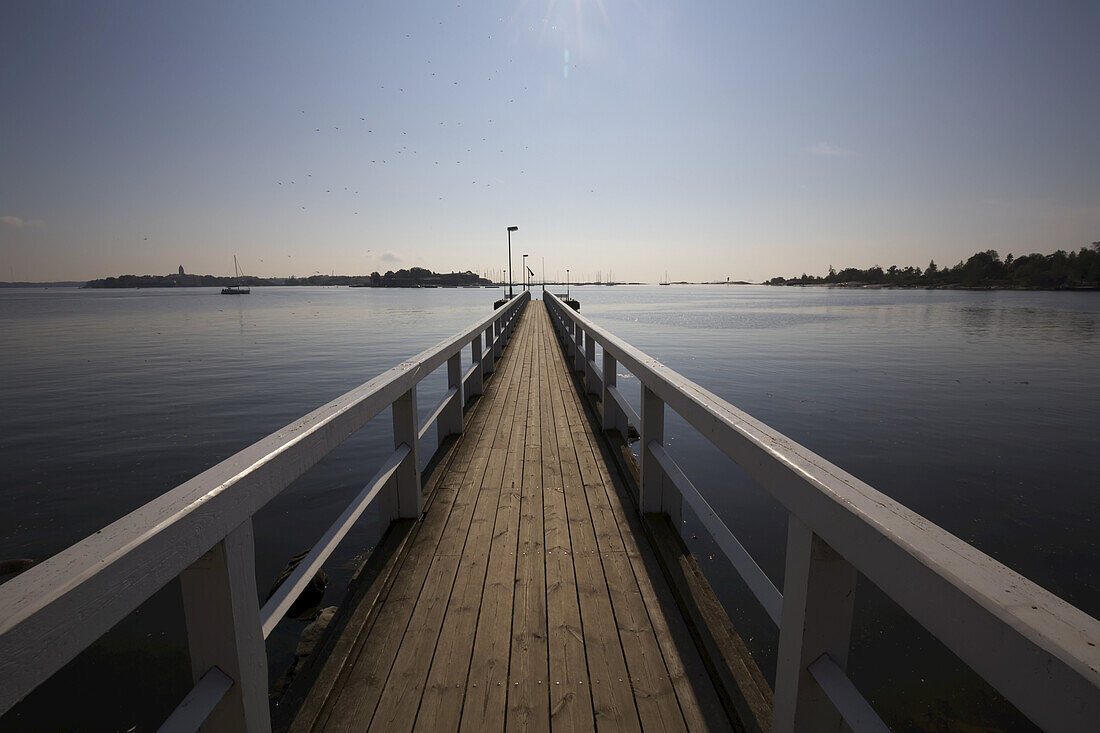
[507,226,518,232]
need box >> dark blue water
[575,285,1099,730]
[1,285,1097,730]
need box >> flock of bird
[273,12,580,222]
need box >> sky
[1,1,1098,283]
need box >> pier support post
[470,334,485,397]
[482,326,494,374]
[574,327,585,374]
[385,386,422,520]
[584,334,598,395]
[179,519,270,732]
[640,385,676,524]
[439,352,464,451]
[602,353,625,438]
[773,516,857,733]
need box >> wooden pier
[2,291,1097,732]
[283,300,766,732]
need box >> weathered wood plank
[314,310,534,731]
[297,303,759,733]
[457,484,521,732]
[541,312,641,732]
[409,323,537,731]
[392,310,535,732]
[537,310,595,732]
[544,305,730,731]
[459,310,536,732]
[412,485,501,730]
[506,314,551,732]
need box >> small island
[767,243,1099,290]
[83,267,492,289]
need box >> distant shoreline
[79,268,492,289]
[765,281,1099,292]
[767,244,1099,291]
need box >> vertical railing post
[602,352,625,438]
[470,334,485,396]
[640,385,666,515]
[494,317,503,358]
[482,325,494,374]
[584,334,597,395]
[574,327,585,373]
[382,386,422,521]
[438,352,463,451]
[640,385,679,526]
[773,516,857,733]
[179,519,271,732]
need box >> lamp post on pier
[507,226,518,298]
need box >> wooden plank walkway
[288,302,743,732]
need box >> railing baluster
[773,515,857,733]
[179,519,270,732]
[439,352,463,451]
[382,386,422,521]
[601,351,625,439]
[494,316,503,357]
[584,334,598,395]
[574,327,585,374]
[481,326,494,374]
[470,333,486,394]
[640,385,678,525]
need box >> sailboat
[221,255,251,294]
[659,270,670,285]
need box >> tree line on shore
[84,268,490,288]
[767,242,1100,289]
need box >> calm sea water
[1,285,1097,730]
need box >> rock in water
[265,551,328,620]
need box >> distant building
[178,265,184,275]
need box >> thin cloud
[807,142,853,157]
[1,215,42,228]
[379,251,402,263]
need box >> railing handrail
[544,291,1100,731]
[0,291,530,722]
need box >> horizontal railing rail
[0,291,530,731]
[544,291,1100,733]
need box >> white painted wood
[773,517,857,733]
[640,386,667,516]
[389,387,422,520]
[480,328,493,375]
[544,292,1100,731]
[649,442,781,624]
[606,384,641,430]
[439,353,464,450]
[601,352,626,438]
[574,327,585,373]
[179,520,270,732]
[808,654,890,733]
[472,332,488,387]
[259,444,409,637]
[584,336,598,395]
[418,387,460,443]
[157,666,234,733]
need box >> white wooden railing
[544,292,1100,732]
[0,291,529,731]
